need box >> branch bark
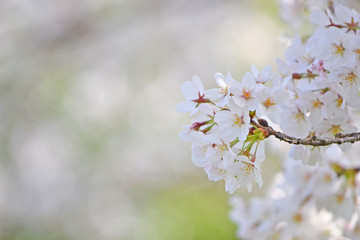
[252,120,360,147]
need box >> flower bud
[258,118,269,127]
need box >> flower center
[263,97,276,108]
[293,213,303,223]
[353,48,360,57]
[336,194,344,204]
[294,111,304,123]
[330,125,342,136]
[242,88,251,100]
[331,43,345,57]
[239,162,254,177]
[343,72,357,85]
[218,86,229,95]
[324,174,332,182]
[214,167,225,176]
[215,144,227,156]
[230,114,244,127]
[311,99,323,109]
[336,96,343,107]
[201,144,208,154]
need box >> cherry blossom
[178,1,360,238]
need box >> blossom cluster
[278,3,360,155]
[230,145,360,240]
[177,68,285,193]
[279,0,360,30]
[228,2,360,238]
[178,2,360,194]
[178,1,360,239]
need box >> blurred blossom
[65,71,129,125]
[278,0,360,31]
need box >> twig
[252,120,360,146]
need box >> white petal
[181,81,198,100]
[192,75,204,95]
[232,96,246,108]
[225,177,238,194]
[251,65,259,75]
[238,126,249,141]
[246,183,252,192]
[176,101,197,112]
[241,72,256,88]
[214,111,231,125]
[214,72,224,81]
[253,170,263,188]
[310,9,330,26]
[205,88,221,101]
[262,65,272,75]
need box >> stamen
[294,111,304,123]
[311,99,323,109]
[242,87,251,100]
[331,43,345,57]
[230,114,244,127]
[330,125,342,136]
[218,86,229,95]
[263,97,276,108]
[343,72,357,85]
[239,162,254,177]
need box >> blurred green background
[0,0,287,239]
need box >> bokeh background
[0,0,289,239]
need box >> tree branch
[252,120,360,147]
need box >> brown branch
[252,120,360,147]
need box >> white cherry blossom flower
[204,160,226,181]
[280,106,311,138]
[323,188,357,221]
[257,86,289,124]
[191,132,229,166]
[214,100,250,142]
[312,27,357,71]
[250,65,273,84]
[190,131,213,168]
[176,75,208,115]
[278,0,305,30]
[334,4,360,31]
[285,35,313,66]
[329,67,360,88]
[230,197,275,240]
[311,165,338,201]
[232,72,259,111]
[297,91,327,124]
[206,71,240,107]
[310,8,334,27]
[321,90,349,117]
[315,117,357,138]
[190,132,228,181]
[289,145,326,165]
[224,154,263,193]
